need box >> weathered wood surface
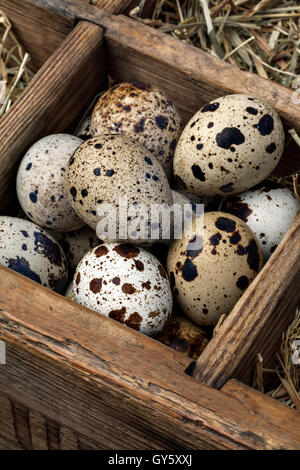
[30,0,300,176]
[0,265,300,450]
[0,21,106,213]
[0,0,73,71]
[192,211,300,389]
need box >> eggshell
[76,116,93,141]
[17,134,84,232]
[167,211,264,326]
[91,82,181,179]
[64,135,173,245]
[0,216,68,293]
[65,282,75,301]
[73,242,173,336]
[154,314,209,359]
[174,94,284,196]
[54,225,102,269]
[220,182,300,260]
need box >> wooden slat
[0,20,106,213]
[191,211,300,389]
[31,0,300,177]
[0,266,300,450]
[222,379,300,437]
[0,0,73,71]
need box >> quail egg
[91,82,182,179]
[76,116,93,141]
[17,134,84,232]
[73,242,173,335]
[64,135,173,245]
[174,94,284,196]
[167,211,264,326]
[54,225,102,269]
[220,181,300,260]
[0,216,68,293]
[154,314,209,359]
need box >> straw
[130,0,300,88]
[255,310,300,409]
[0,10,34,118]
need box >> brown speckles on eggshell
[91,82,181,179]
[90,278,102,294]
[73,242,172,336]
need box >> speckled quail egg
[91,82,182,179]
[73,242,173,336]
[174,94,284,196]
[54,225,102,269]
[0,217,68,292]
[154,314,209,359]
[220,181,300,260]
[17,134,84,232]
[76,116,93,141]
[167,211,264,326]
[65,282,75,301]
[64,135,173,245]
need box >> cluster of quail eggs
[1,81,299,358]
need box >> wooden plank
[0,0,73,71]
[0,266,300,449]
[0,21,106,213]
[191,211,300,389]
[30,0,300,176]
[222,379,300,437]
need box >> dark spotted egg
[76,116,93,141]
[174,95,284,196]
[64,135,173,245]
[154,314,209,359]
[167,211,264,326]
[54,225,102,269]
[16,134,84,232]
[220,181,300,260]
[91,82,181,180]
[73,242,173,336]
[0,217,68,293]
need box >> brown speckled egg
[54,225,102,269]
[16,134,84,232]
[64,135,173,245]
[91,82,182,179]
[73,242,173,336]
[76,116,93,141]
[174,95,284,196]
[167,211,264,326]
[0,216,68,293]
[155,314,209,359]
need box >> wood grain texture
[31,0,300,176]
[0,266,300,449]
[191,211,300,388]
[0,0,73,71]
[0,20,106,213]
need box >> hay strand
[0,9,34,118]
[133,0,300,89]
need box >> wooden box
[0,0,299,450]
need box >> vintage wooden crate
[0,0,299,450]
